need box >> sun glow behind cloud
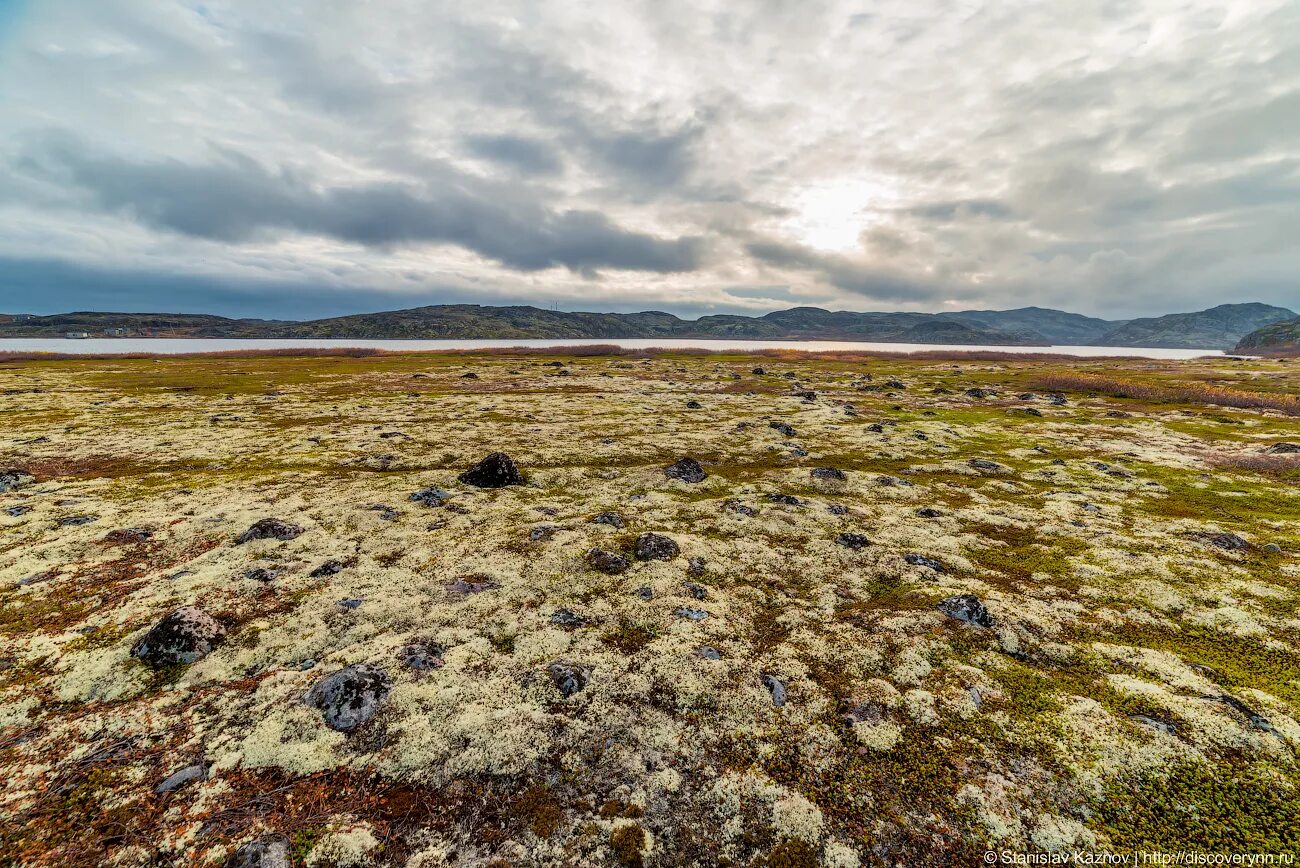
[781,178,898,253]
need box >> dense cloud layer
[0,0,1296,317]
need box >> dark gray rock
[676,607,709,621]
[827,504,848,516]
[57,515,97,527]
[1128,714,1177,735]
[586,548,631,575]
[938,594,994,627]
[337,598,363,610]
[592,511,626,528]
[965,388,993,399]
[810,467,848,482]
[235,518,303,544]
[446,575,498,596]
[1189,531,1251,551]
[696,646,722,660]
[915,507,944,518]
[769,421,797,437]
[634,533,679,561]
[548,661,590,697]
[903,553,946,573]
[967,458,1007,473]
[309,560,346,578]
[0,469,34,493]
[1265,442,1300,454]
[723,500,756,517]
[685,400,703,409]
[458,452,524,488]
[4,505,31,517]
[835,533,871,550]
[550,609,587,629]
[398,640,446,671]
[529,524,560,542]
[103,527,153,544]
[243,567,280,583]
[224,839,290,868]
[751,367,766,375]
[304,664,391,732]
[410,486,451,507]
[664,457,707,484]
[767,493,801,506]
[634,586,654,600]
[156,763,206,794]
[132,606,226,668]
[761,674,787,707]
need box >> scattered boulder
[810,467,847,482]
[0,469,34,493]
[592,511,626,528]
[459,452,525,488]
[915,507,944,519]
[761,674,788,707]
[586,548,631,575]
[447,575,498,596]
[132,606,226,668]
[309,560,346,578]
[548,661,590,697]
[103,527,153,544]
[235,518,303,544]
[676,607,709,621]
[4,505,32,517]
[410,486,451,507]
[827,503,849,516]
[1265,443,1300,454]
[767,493,801,506]
[398,640,446,671]
[664,457,707,484]
[634,533,679,561]
[57,515,97,527]
[529,524,560,542]
[550,609,587,629]
[723,500,756,517]
[937,594,994,627]
[224,839,290,868]
[243,567,280,583]
[751,367,766,375]
[696,646,722,660]
[156,763,206,795]
[769,421,797,437]
[965,388,993,399]
[903,553,946,573]
[835,533,871,550]
[685,400,703,409]
[684,582,708,600]
[967,458,1007,473]
[304,664,392,732]
[634,586,654,600]
[1188,531,1251,552]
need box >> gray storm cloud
[0,0,1296,317]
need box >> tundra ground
[2,349,1299,867]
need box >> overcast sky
[0,0,1296,319]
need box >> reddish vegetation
[1032,373,1300,416]
[1208,452,1300,478]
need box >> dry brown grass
[1032,373,1300,415]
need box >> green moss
[1094,761,1300,851]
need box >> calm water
[0,337,1222,359]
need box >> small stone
[685,400,703,409]
[684,582,708,600]
[767,493,801,505]
[4,505,31,517]
[664,457,707,484]
[696,646,722,660]
[337,598,363,610]
[751,367,766,375]
[1128,714,1176,735]
[548,661,590,697]
[761,674,787,707]
[410,486,451,507]
[676,606,709,621]
[132,606,226,668]
[586,548,631,575]
[223,839,290,868]
[447,575,498,596]
[550,609,587,629]
[235,518,303,544]
[1262,543,1282,554]
[835,533,871,550]
[0,469,34,493]
[57,515,97,527]
[915,507,944,518]
[938,594,994,627]
[810,467,848,482]
[529,524,560,542]
[156,763,206,794]
[103,527,153,544]
[1189,531,1251,551]
[827,503,848,516]
[592,511,625,528]
[634,586,654,600]
[634,533,679,561]
[398,640,446,671]
[309,560,346,578]
[965,388,992,399]
[1265,442,1300,454]
[723,500,756,517]
[842,701,886,726]
[967,458,1007,473]
[304,664,391,732]
[243,567,280,582]
[687,557,706,576]
[458,452,524,488]
[769,421,796,437]
[903,553,945,573]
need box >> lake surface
[0,337,1222,359]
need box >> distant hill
[1093,303,1297,350]
[937,306,1121,344]
[1234,317,1300,354]
[0,302,1291,349]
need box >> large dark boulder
[0,469,34,493]
[235,518,303,544]
[132,606,226,668]
[634,533,680,561]
[304,664,392,732]
[458,452,524,488]
[664,457,707,483]
[586,548,631,575]
[937,594,994,627]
